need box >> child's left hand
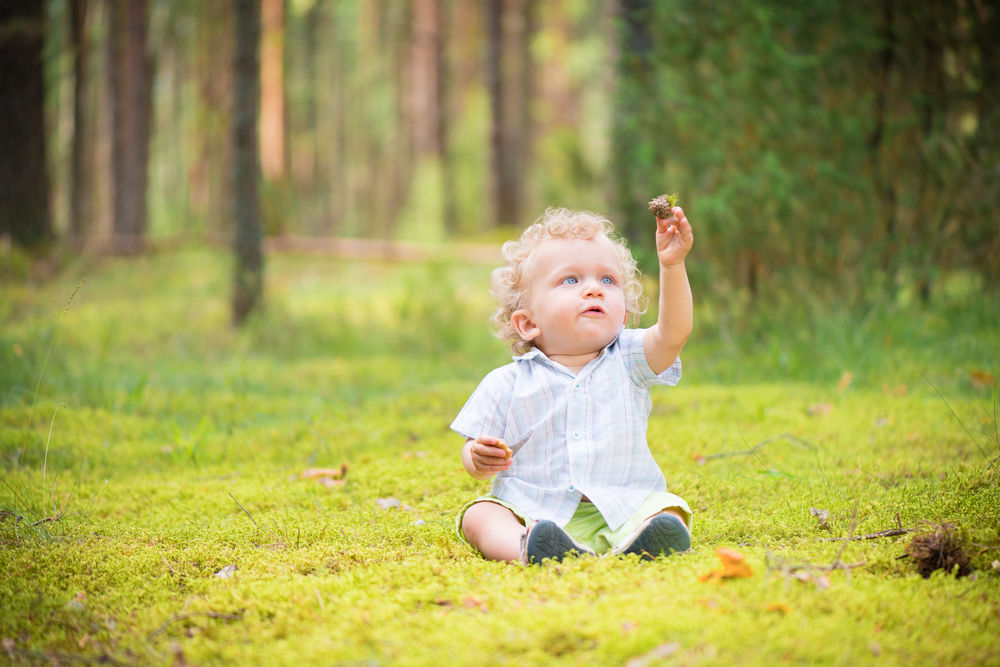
[655,206,694,267]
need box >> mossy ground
[2,248,999,666]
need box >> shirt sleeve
[618,327,682,389]
[450,365,516,441]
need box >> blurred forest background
[1,0,998,320]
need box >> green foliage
[1,250,999,665]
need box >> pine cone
[648,193,679,219]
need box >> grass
[1,247,999,666]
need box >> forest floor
[1,248,999,666]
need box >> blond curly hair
[489,208,646,355]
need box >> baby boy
[452,205,694,564]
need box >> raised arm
[643,206,694,375]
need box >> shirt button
[569,485,575,490]
[573,432,580,439]
[575,384,581,390]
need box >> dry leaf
[78,634,90,649]
[837,372,853,392]
[301,464,349,480]
[621,621,639,634]
[809,507,831,531]
[698,547,753,582]
[433,598,452,607]
[2,638,14,659]
[462,595,489,613]
[696,598,718,609]
[690,452,707,465]
[992,560,999,571]
[214,564,238,579]
[765,603,790,614]
[376,497,400,510]
[881,383,907,396]
[808,403,832,416]
[970,369,996,388]
[871,641,882,657]
[625,642,680,667]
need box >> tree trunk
[0,0,52,247]
[437,0,456,236]
[260,0,284,180]
[107,0,152,252]
[611,0,659,268]
[233,0,263,325]
[69,0,91,244]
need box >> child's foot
[611,513,690,561]
[520,520,596,565]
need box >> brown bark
[69,0,91,243]
[107,0,153,250]
[260,0,284,180]
[0,0,52,247]
[233,0,263,325]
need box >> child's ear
[511,309,541,342]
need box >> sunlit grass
[1,248,998,666]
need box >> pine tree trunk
[260,0,284,180]
[107,0,152,252]
[69,0,91,244]
[611,0,659,268]
[233,0,264,325]
[0,0,52,247]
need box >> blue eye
[562,277,578,285]
[602,277,614,285]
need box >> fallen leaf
[698,547,753,582]
[318,477,345,489]
[78,634,90,649]
[625,642,680,667]
[871,641,882,657]
[301,464,349,480]
[214,564,238,579]
[814,575,830,589]
[67,591,87,610]
[412,519,426,526]
[621,621,639,634]
[970,369,996,388]
[837,371,853,392]
[401,451,413,459]
[696,598,718,609]
[991,560,999,571]
[808,403,832,416]
[415,451,429,458]
[874,417,889,427]
[690,452,707,465]
[2,638,14,659]
[765,603,790,614]
[809,507,831,531]
[462,595,489,612]
[881,383,907,396]
[433,598,452,607]
[376,497,400,510]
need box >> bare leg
[461,501,528,562]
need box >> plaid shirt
[451,327,682,531]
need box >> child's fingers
[475,435,499,445]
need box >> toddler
[452,205,694,564]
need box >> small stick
[147,611,242,642]
[819,528,914,542]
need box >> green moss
[1,248,998,665]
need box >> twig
[819,527,915,542]
[701,433,815,462]
[146,611,242,642]
[29,513,65,527]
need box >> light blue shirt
[451,327,682,531]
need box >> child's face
[513,235,627,358]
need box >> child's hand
[655,206,694,267]
[467,435,513,478]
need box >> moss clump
[906,522,972,578]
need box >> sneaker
[520,520,596,565]
[611,513,690,561]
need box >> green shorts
[456,491,692,556]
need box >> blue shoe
[520,520,596,565]
[611,514,690,561]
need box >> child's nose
[583,278,605,297]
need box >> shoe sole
[617,514,691,561]
[524,520,593,564]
